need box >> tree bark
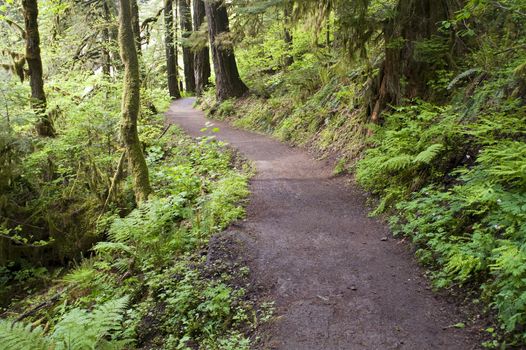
[193,0,211,95]
[283,1,294,67]
[118,0,152,204]
[372,0,457,123]
[179,0,196,93]
[204,0,248,101]
[164,0,181,99]
[130,0,142,55]
[22,0,55,137]
[102,1,112,76]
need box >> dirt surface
[167,98,481,350]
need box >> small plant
[356,102,463,213]
[216,99,236,120]
[0,296,132,350]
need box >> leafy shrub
[354,100,523,342]
[216,99,236,120]
[0,73,170,270]
[356,102,464,213]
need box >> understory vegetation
[0,0,265,348]
[198,0,526,347]
[1,124,260,349]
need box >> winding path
[167,98,478,350]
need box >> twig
[140,8,164,31]
[492,1,526,17]
[158,124,172,140]
[0,233,48,248]
[101,151,127,213]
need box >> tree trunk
[325,2,331,48]
[372,0,456,123]
[179,0,196,93]
[174,3,179,73]
[283,1,294,67]
[193,0,211,95]
[130,0,142,55]
[102,1,112,76]
[164,0,181,99]
[22,0,55,137]
[204,0,248,101]
[118,0,152,204]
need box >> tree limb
[2,18,26,39]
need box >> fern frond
[93,241,134,256]
[52,308,94,350]
[513,60,526,78]
[413,144,444,164]
[51,296,131,350]
[381,155,413,172]
[447,68,480,90]
[89,296,130,335]
[0,319,50,350]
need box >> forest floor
[167,98,482,350]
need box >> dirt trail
[167,98,479,350]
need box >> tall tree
[179,0,196,92]
[22,0,55,137]
[372,0,456,123]
[205,0,248,101]
[164,0,182,99]
[118,0,152,204]
[283,0,294,67]
[192,0,211,95]
[101,0,113,76]
[130,0,142,55]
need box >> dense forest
[0,0,525,349]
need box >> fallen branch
[158,124,172,140]
[13,288,69,325]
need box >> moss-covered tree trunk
[118,0,152,204]
[283,1,294,67]
[22,0,55,137]
[165,0,182,99]
[179,0,196,93]
[205,0,248,101]
[102,1,112,77]
[131,0,142,55]
[193,0,211,95]
[372,0,457,123]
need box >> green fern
[52,296,131,349]
[381,154,413,172]
[0,321,50,350]
[413,144,445,164]
[0,296,131,350]
[478,141,526,186]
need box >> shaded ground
[167,98,481,350]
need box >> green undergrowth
[199,14,526,346]
[362,105,526,346]
[0,74,170,302]
[0,125,267,349]
[355,48,526,345]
